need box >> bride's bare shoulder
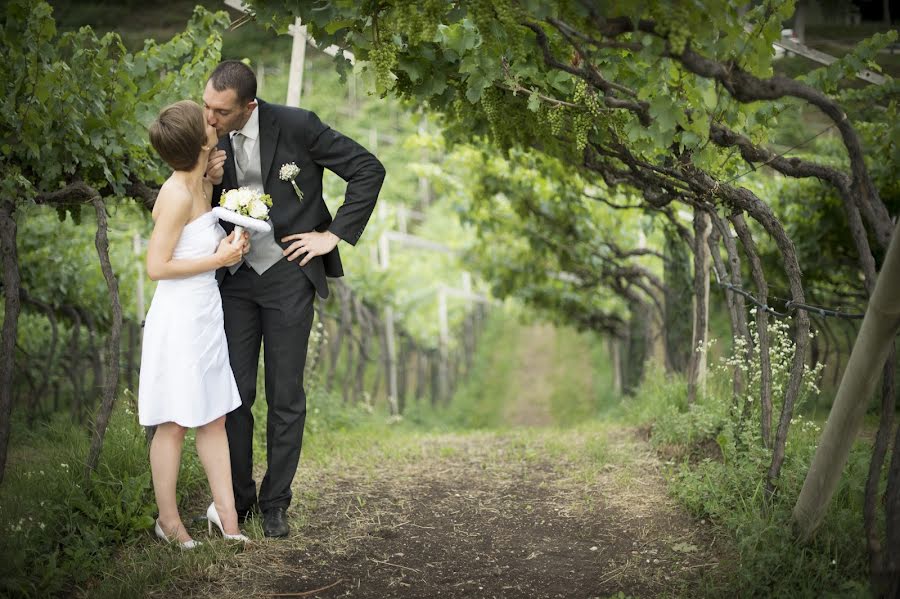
[152,178,191,223]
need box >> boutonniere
[279,162,304,202]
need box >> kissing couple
[138,60,385,547]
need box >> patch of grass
[0,364,391,598]
[584,434,610,465]
[0,399,207,597]
[404,313,523,430]
[629,359,874,597]
[82,540,250,599]
[548,327,604,426]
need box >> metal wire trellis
[712,268,865,320]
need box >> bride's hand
[215,232,246,267]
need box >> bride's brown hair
[149,100,207,171]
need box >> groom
[203,60,384,537]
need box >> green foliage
[16,203,147,320]
[437,144,650,334]
[3,0,228,419]
[0,0,229,213]
[666,417,870,598]
[245,0,897,349]
[0,401,206,597]
[250,0,787,165]
[803,30,898,94]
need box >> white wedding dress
[138,210,242,427]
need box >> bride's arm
[146,186,242,281]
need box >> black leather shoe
[263,507,290,538]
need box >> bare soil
[183,429,728,599]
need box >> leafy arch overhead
[248,0,898,576]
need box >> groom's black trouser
[220,258,316,513]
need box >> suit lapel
[258,101,279,186]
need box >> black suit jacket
[213,100,385,299]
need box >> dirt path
[161,324,726,598]
[503,324,557,427]
[502,323,599,429]
[182,427,727,599]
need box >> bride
[139,100,250,548]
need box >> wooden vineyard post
[438,286,449,403]
[794,220,900,539]
[286,18,306,107]
[384,305,399,415]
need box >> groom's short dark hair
[209,60,257,104]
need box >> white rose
[248,198,269,219]
[223,192,239,211]
[236,189,252,207]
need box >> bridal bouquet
[215,187,274,244]
[219,187,273,220]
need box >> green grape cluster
[369,42,397,91]
[466,0,496,33]
[392,70,414,97]
[451,98,467,122]
[418,0,445,41]
[605,110,629,140]
[649,4,690,55]
[585,90,605,120]
[573,111,591,151]
[572,79,588,103]
[668,26,689,55]
[546,105,567,137]
[392,0,443,45]
[480,86,504,140]
[492,0,524,28]
[572,78,606,122]
[391,5,423,42]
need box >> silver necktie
[232,132,249,175]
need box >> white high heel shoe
[207,502,250,542]
[155,519,201,549]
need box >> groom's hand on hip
[282,231,340,266]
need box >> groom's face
[203,81,255,139]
